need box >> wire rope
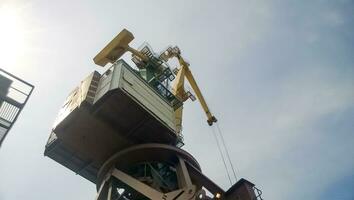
[211,126,233,186]
[216,122,238,182]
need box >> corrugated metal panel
[0,126,7,142]
[52,71,100,129]
[94,60,179,133]
[121,66,176,131]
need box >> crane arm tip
[207,116,218,126]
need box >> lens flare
[0,5,28,67]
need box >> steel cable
[211,126,233,186]
[216,122,238,182]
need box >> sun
[0,4,28,67]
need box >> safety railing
[253,186,263,200]
[120,60,182,109]
[0,68,34,146]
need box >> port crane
[93,29,217,131]
[45,29,262,200]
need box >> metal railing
[119,60,182,109]
[0,68,34,146]
[253,186,263,200]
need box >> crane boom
[184,65,217,125]
[171,52,217,129]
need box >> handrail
[253,186,263,200]
[117,60,182,109]
[0,68,34,146]
[0,68,34,88]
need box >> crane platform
[44,60,182,183]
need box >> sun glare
[0,5,28,67]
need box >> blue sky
[0,0,353,199]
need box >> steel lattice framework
[0,68,33,147]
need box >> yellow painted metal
[93,29,148,67]
[126,46,149,62]
[172,63,186,100]
[184,66,216,125]
[172,55,217,127]
[172,65,186,133]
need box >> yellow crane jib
[162,46,218,126]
